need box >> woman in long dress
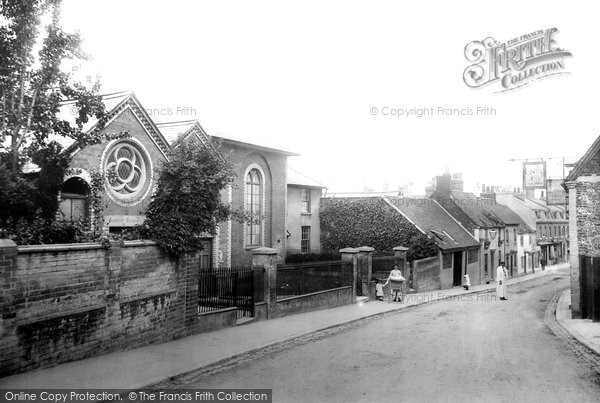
[496,261,508,300]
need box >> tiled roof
[387,196,480,251]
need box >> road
[155,266,600,402]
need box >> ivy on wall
[320,198,438,261]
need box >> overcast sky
[60,0,598,194]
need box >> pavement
[0,263,568,390]
[556,288,600,356]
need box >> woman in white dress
[384,265,405,302]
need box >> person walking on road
[496,261,508,301]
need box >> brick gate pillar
[252,247,277,319]
[357,246,374,300]
[340,248,359,298]
[0,240,18,338]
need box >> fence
[579,255,600,322]
[372,256,397,277]
[276,261,353,299]
[198,266,256,319]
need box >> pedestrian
[384,265,405,302]
[540,257,546,271]
[463,273,471,290]
[375,279,385,301]
[496,261,508,301]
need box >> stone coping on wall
[276,286,352,303]
[16,240,158,253]
[197,307,237,317]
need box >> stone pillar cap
[357,246,374,252]
[251,247,278,255]
[339,247,359,253]
[393,246,409,251]
[0,239,18,248]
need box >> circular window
[103,140,152,205]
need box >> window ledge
[301,212,312,216]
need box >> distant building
[387,196,481,288]
[430,173,534,282]
[286,167,326,255]
[425,172,464,197]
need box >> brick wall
[0,240,207,376]
[224,145,287,266]
[413,256,441,292]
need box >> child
[375,279,385,301]
[463,274,471,290]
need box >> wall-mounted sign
[523,161,547,189]
[546,178,566,205]
[104,215,145,227]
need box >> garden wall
[412,256,441,292]
[0,239,219,376]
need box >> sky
[59,0,599,194]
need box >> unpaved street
[157,267,600,402]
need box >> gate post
[252,247,277,319]
[357,246,374,300]
[340,248,359,298]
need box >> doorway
[453,251,463,286]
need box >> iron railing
[198,266,257,319]
[276,260,352,299]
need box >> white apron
[496,265,507,298]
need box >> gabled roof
[564,134,600,182]
[155,120,213,150]
[287,167,327,188]
[387,196,480,251]
[492,203,536,233]
[441,191,503,228]
[58,91,172,159]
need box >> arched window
[245,168,262,246]
[59,177,90,221]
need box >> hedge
[319,197,437,262]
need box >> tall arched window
[245,168,262,246]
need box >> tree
[144,139,235,255]
[0,0,126,225]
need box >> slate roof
[492,203,536,233]
[287,167,327,188]
[386,196,480,251]
[444,191,503,228]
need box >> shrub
[144,138,234,255]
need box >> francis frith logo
[463,28,572,92]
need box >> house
[430,173,534,282]
[286,167,326,255]
[59,92,296,268]
[319,195,480,290]
[562,134,600,320]
[385,196,481,288]
[485,198,537,276]
[495,192,567,270]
